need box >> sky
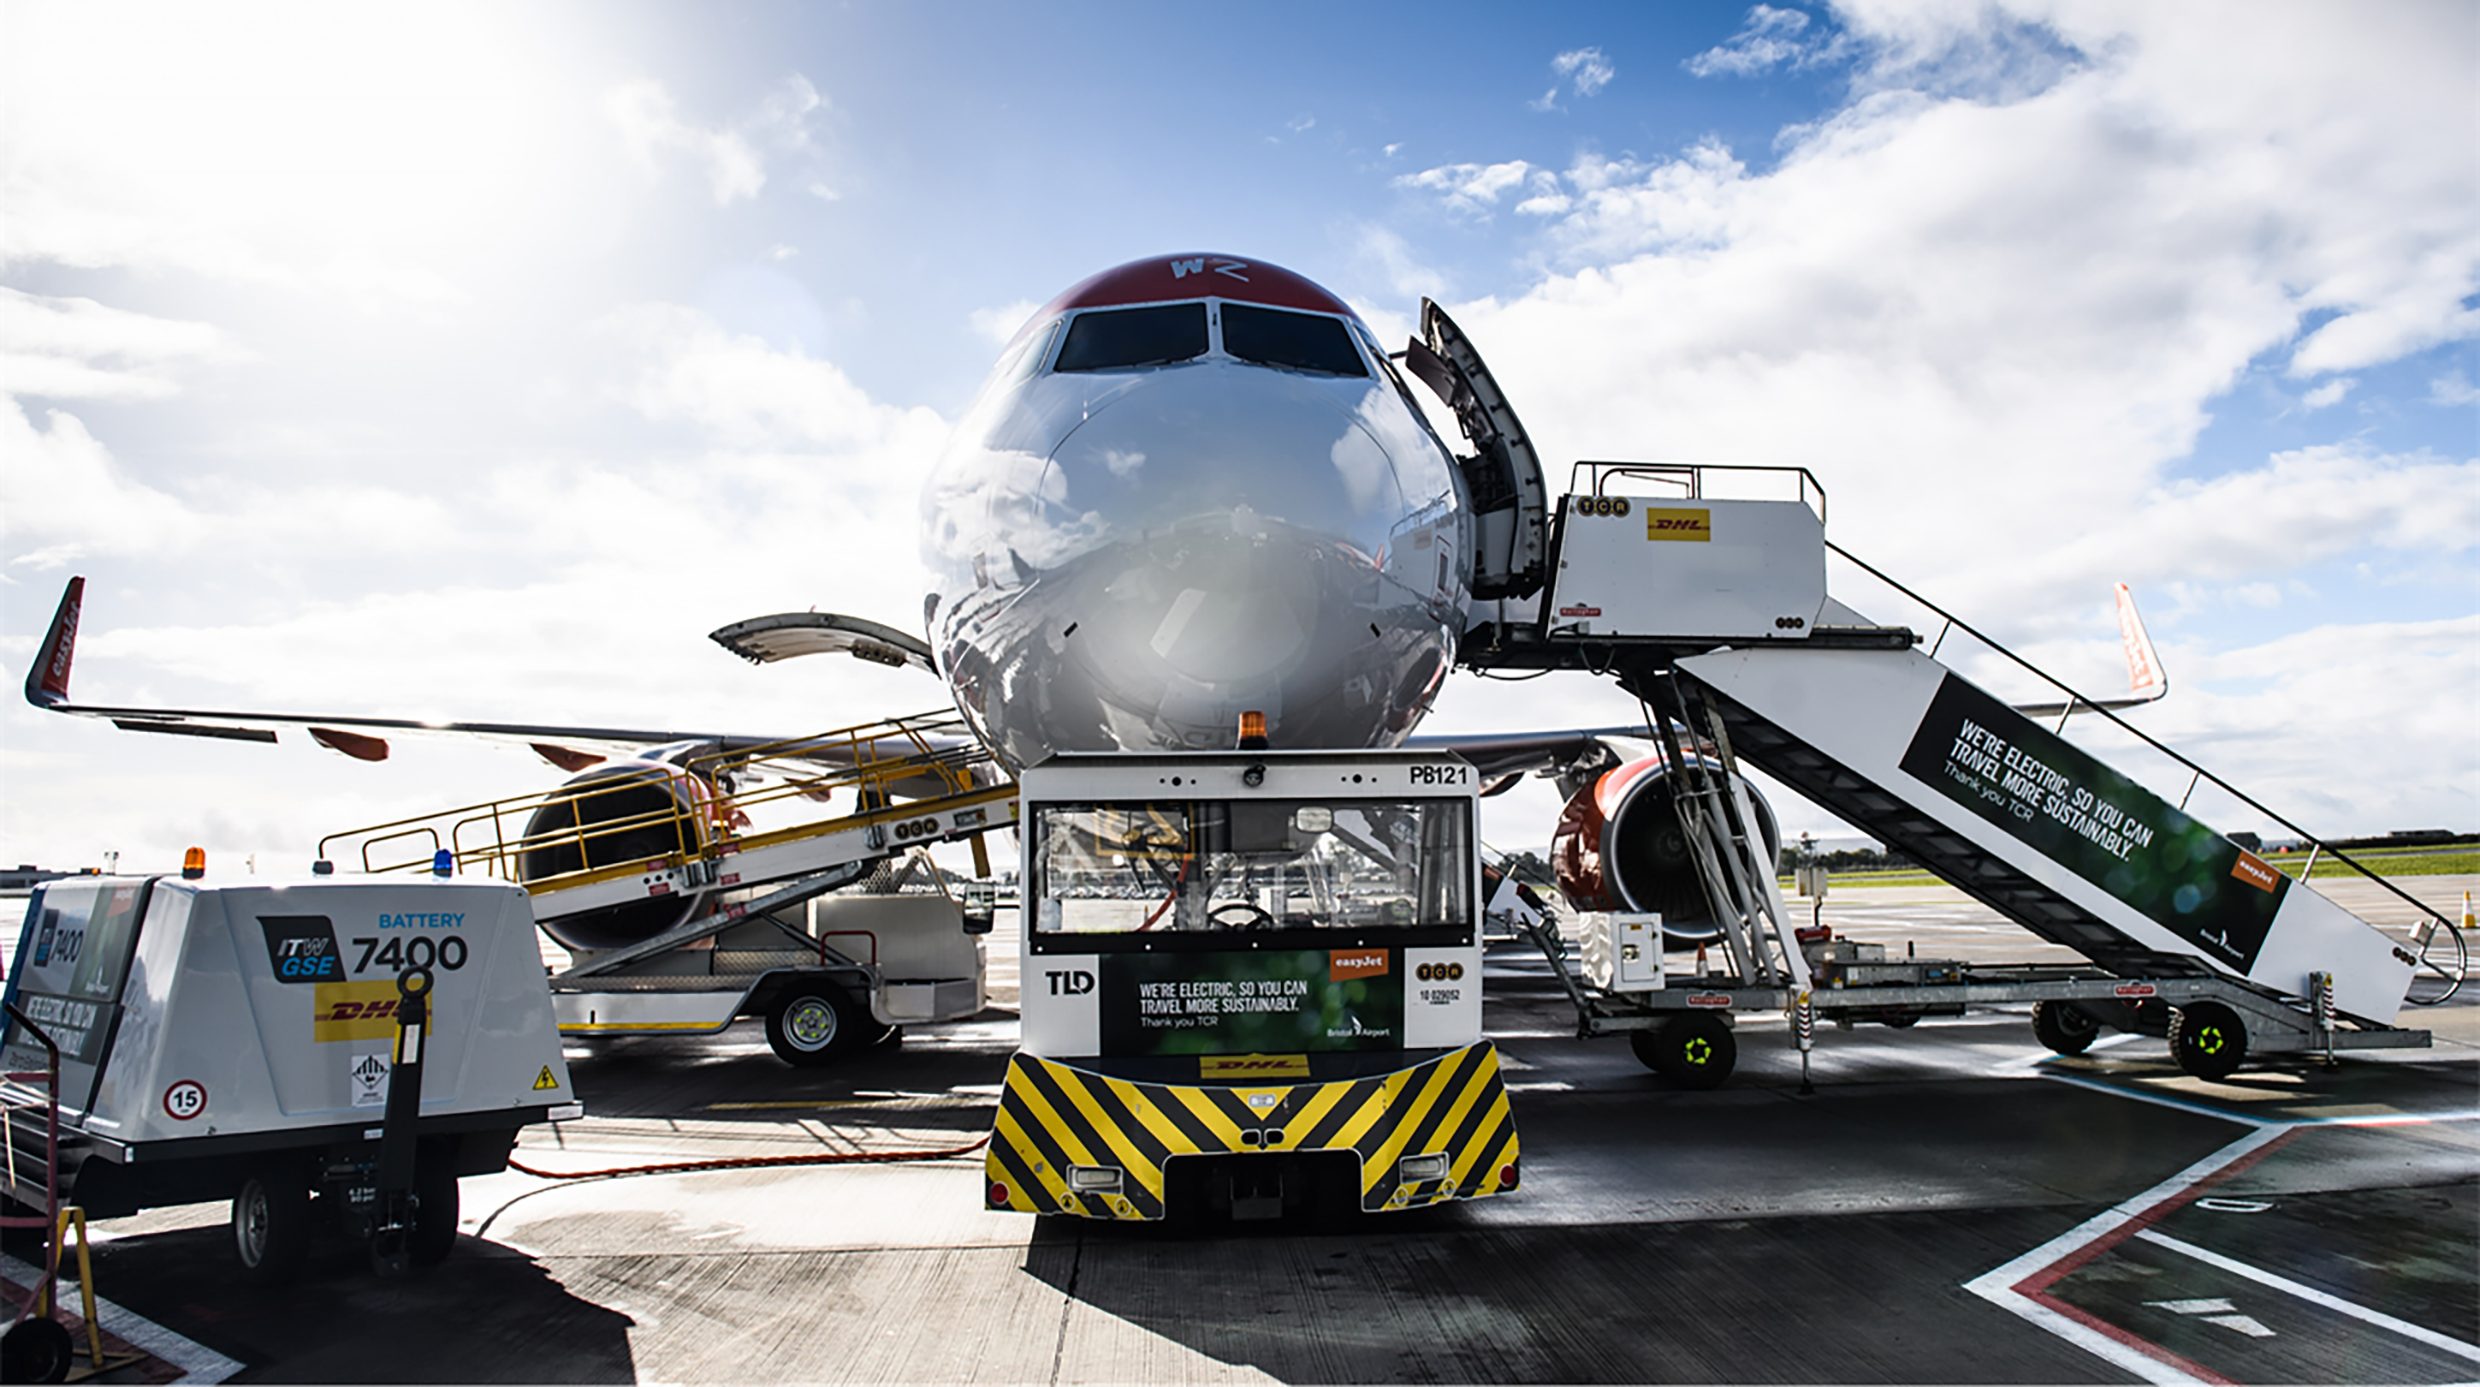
[2,0,2474,877]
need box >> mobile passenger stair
[1457,460,2466,1084]
[1415,306,2465,1090]
[320,710,1015,1063]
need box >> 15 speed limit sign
[162,1079,207,1121]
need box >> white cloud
[969,300,1042,346]
[604,74,824,206]
[1685,6,1829,78]
[597,303,945,457]
[1530,46,1617,110]
[2429,371,2480,407]
[2299,377,2355,410]
[1513,169,1573,217]
[1554,47,1615,96]
[0,289,237,401]
[0,4,564,311]
[0,399,195,563]
[1395,160,1537,214]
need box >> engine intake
[1550,754,1780,944]
[518,761,718,953]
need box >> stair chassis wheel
[1630,1013,1737,1089]
[2169,1001,2247,1080]
[2032,1000,2102,1056]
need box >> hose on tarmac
[505,1133,991,1184]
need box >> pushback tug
[987,718,1517,1221]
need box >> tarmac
[7,875,2474,1383]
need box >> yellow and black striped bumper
[985,1041,1518,1219]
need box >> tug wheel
[410,1156,461,1268]
[2032,1000,2102,1056]
[1630,1014,1737,1090]
[232,1165,311,1282]
[765,982,869,1066]
[1,1314,72,1383]
[2169,1002,2247,1081]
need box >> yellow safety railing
[318,709,1007,896]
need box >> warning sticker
[531,1065,560,1092]
[349,1053,389,1108]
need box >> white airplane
[21,253,2166,945]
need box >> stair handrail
[1572,460,1827,523]
[1823,540,2464,969]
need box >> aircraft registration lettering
[1169,257,1250,282]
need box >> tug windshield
[1030,797,1471,945]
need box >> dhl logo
[1644,508,1713,542]
[1199,1054,1311,1079]
[312,980,399,1043]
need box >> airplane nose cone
[925,362,1469,767]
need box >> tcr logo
[1044,970,1095,996]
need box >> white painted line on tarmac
[2036,1070,2276,1125]
[0,1249,243,1384]
[1964,1125,2290,1385]
[2135,1229,2480,1363]
[2037,1068,2480,1129]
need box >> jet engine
[518,760,722,953]
[1549,755,1781,944]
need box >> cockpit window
[1220,303,1367,377]
[1054,303,1210,372]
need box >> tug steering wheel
[1209,901,1281,931]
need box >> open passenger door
[1401,299,1550,603]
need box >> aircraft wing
[2010,583,2168,718]
[19,577,972,781]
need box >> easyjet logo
[39,586,79,698]
[2229,852,2280,894]
[1330,950,1389,980]
[1644,508,1712,542]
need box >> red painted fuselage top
[1038,254,1356,320]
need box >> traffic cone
[1694,944,1709,976]
[2464,891,2474,933]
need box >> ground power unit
[1,869,575,1282]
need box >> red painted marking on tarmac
[2011,1129,2298,1384]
